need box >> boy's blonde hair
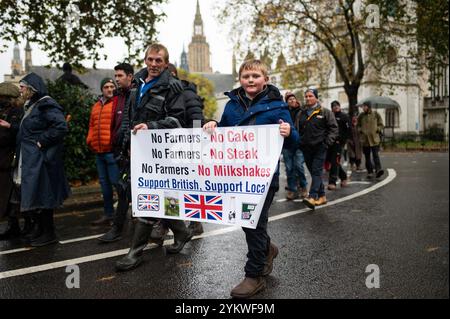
[238,59,269,78]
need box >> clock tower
[188,0,212,73]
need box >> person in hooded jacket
[203,59,299,299]
[14,72,70,247]
[0,83,24,240]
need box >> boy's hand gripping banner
[131,125,283,229]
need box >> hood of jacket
[21,72,48,98]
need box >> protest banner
[131,125,283,229]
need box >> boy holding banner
[203,59,299,298]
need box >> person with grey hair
[14,73,70,247]
[0,83,24,240]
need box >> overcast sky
[0,0,233,81]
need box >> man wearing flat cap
[0,83,24,239]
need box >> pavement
[0,152,448,299]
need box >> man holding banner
[115,44,194,272]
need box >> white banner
[131,125,283,229]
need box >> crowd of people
[0,43,385,298]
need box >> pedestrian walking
[203,59,299,298]
[115,44,194,272]
[357,101,384,179]
[149,63,205,243]
[297,88,338,209]
[327,100,351,190]
[14,73,70,247]
[87,78,120,226]
[283,92,308,199]
[347,114,363,171]
[98,63,135,243]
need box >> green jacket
[357,110,384,147]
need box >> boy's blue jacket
[218,85,300,190]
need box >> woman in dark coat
[0,83,24,239]
[15,72,70,247]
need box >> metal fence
[381,131,449,152]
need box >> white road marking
[0,247,33,256]
[348,181,372,185]
[59,234,105,244]
[0,169,396,280]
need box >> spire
[11,42,23,76]
[193,0,204,36]
[188,0,212,73]
[180,44,189,72]
[195,0,202,23]
[25,39,33,73]
[276,52,287,70]
[13,43,21,60]
[261,47,272,71]
[244,47,255,61]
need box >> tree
[47,80,97,184]
[177,69,218,120]
[0,0,167,69]
[218,0,430,116]
[414,0,449,75]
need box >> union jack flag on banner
[184,194,223,221]
[137,194,160,211]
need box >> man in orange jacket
[86,78,120,225]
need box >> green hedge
[47,81,97,185]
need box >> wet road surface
[0,152,448,299]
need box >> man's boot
[165,220,193,254]
[20,215,33,237]
[97,225,123,243]
[302,197,316,210]
[150,220,169,246]
[115,220,153,272]
[261,242,279,276]
[30,210,57,247]
[188,221,204,236]
[230,277,266,299]
[24,211,43,241]
[0,216,21,240]
[98,193,129,243]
